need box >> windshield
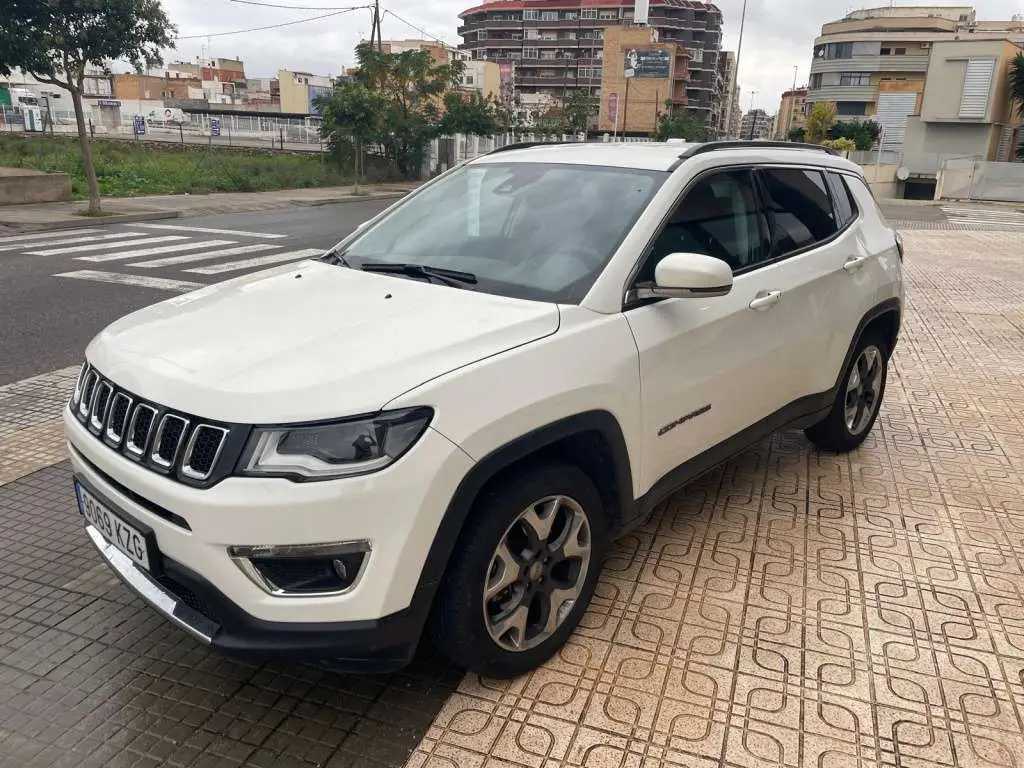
[337,162,667,303]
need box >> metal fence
[935,159,1024,203]
[1,105,324,152]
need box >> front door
[624,167,795,495]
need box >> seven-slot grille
[71,363,232,485]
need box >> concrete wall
[936,160,1024,202]
[0,168,72,205]
[903,117,995,173]
[859,162,901,199]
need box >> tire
[805,330,889,453]
[428,462,607,679]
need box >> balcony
[809,54,930,75]
[518,76,601,88]
[458,19,523,33]
[807,84,877,102]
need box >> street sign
[132,115,146,135]
[210,118,221,137]
[608,93,619,125]
[624,48,671,79]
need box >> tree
[0,0,175,213]
[318,43,463,178]
[1010,53,1024,159]
[804,102,837,144]
[439,91,500,137]
[828,120,880,151]
[315,81,384,194]
[788,126,806,143]
[653,104,708,142]
[563,90,598,134]
[822,137,856,153]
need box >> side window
[825,172,858,228]
[759,168,839,257]
[638,169,769,282]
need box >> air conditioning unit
[921,42,931,49]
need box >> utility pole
[370,0,382,51]
[746,90,757,140]
[722,0,748,139]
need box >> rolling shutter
[876,92,918,153]
[959,57,996,119]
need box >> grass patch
[0,133,354,198]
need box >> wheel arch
[838,298,900,377]
[410,411,636,623]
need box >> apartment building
[112,73,200,102]
[457,0,725,128]
[596,25,693,134]
[739,108,772,140]
[904,38,1024,169]
[716,49,740,137]
[806,6,1024,153]
[278,69,333,115]
[774,87,806,139]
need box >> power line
[381,8,457,51]
[227,0,365,8]
[178,6,368,39]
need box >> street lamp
[721,0,747,139]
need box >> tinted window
[759,168,838,256]
[337,162,667,304]
[825,172,858,227]
[640,169,769,280]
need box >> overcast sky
[160,0,1022,114]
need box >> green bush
[0,134,353,198]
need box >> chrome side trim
[85,525,218,644]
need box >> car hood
[86,261,560,423]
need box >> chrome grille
[69,363,234,486]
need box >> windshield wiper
[360,262,478,289]
[320,248,352,267]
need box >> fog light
[228,541,370,596]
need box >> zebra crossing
[3,223,327,292]
[940,205,1024,229]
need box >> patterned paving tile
[408,229,1024,768]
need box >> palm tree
[1011,53,1024,159]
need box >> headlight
[239,407,433,481]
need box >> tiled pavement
[2,228,1024,767]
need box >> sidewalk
[0,182,421,232]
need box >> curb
[292,192,409,207]
[0,209,180,233]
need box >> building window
[524,9,539,20]
[541,11,558,20]
[599,10,617,19]
[835,101,867,116]
[580,8,598,19]
[819,42,853,59]
[880,47,907,56]
[523,47,539,59]
[810,73,823,89]
[839,72,870,86]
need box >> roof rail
[487,141,583,155]
[678,140,838,159]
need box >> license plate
[75,481,152,571]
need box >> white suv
[65,140,903,678]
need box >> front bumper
[83,516,430,671]
[65,405,474,670]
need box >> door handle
[748,290,782,311]
[843,255,869,272]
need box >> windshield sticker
[467,168,484,237]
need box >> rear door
[753,165,862,402]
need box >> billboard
[307,84,332,115]
[499,61,514,106]
[624,48,671,79]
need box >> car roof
[469,140,864,175]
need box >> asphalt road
[0,199,393,385]
[2,195,1021,386]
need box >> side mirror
[634,252,733,300]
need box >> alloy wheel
[844,345,884,436]
[482,494,592,653]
